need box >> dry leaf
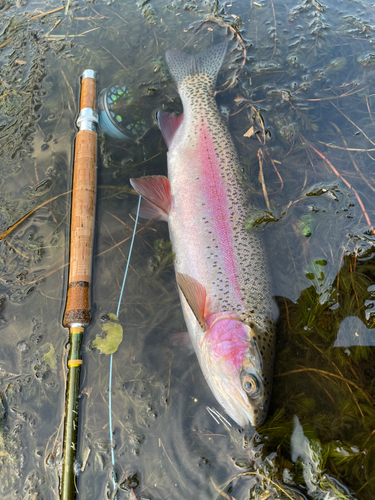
[244,126,254,137]
[43,343,57,370]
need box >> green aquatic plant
[268,247,375,498]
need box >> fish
[130,42,278,427]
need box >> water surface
[1,0,375,498]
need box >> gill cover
[176,272,271,427]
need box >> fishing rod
[61,69,98,500]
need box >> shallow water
[1,0,375,498]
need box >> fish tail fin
[166,42,228,91]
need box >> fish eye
[242,374,260,398]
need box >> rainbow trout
[130,43,277,427]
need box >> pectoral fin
[176,272,207,329]
[130,175,171,221]
[137,199,169,221]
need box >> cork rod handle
[63,74,97,327]
[80,77,96,110]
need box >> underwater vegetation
[0,0,375,498]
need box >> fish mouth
[224,379,267,428]
[207,372,267,428]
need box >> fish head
[201,313,274,428]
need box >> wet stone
[17,341,29,354]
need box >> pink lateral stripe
[199,125,243,304]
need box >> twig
[113,11,129,24]
[0,37,14,49]
[267,156,284,193]
[101,45,127,70]
[304,336,365,418]
[329,122,375,193]
[29,6,64,20]
[300,135,374,233]
[349,262,360,309]
[283,297,291,330]
[44,19,62,38]
[0,190,71,240]
[357,473,375,493]
[257,149,271,211]
[307,372,336,406]
[210,477,232,500]
[279,367,373,407]
[330,100,375,146]
[269,0,277,58]
[306,85,368,101]
[365,96,373,123]
[44,27,100,38]
[61,70,77,113]
[3,239,29,259]
[95,223,149,258]
[317,142,375,152]
[159,439,181,478]
[91,6,110,18]
[204,17,247,94]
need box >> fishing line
[108,192,142,496]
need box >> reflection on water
[1,0,375,498]
[335,316,375,348]
[291,415,355,500]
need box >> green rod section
[61,328,83,500]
